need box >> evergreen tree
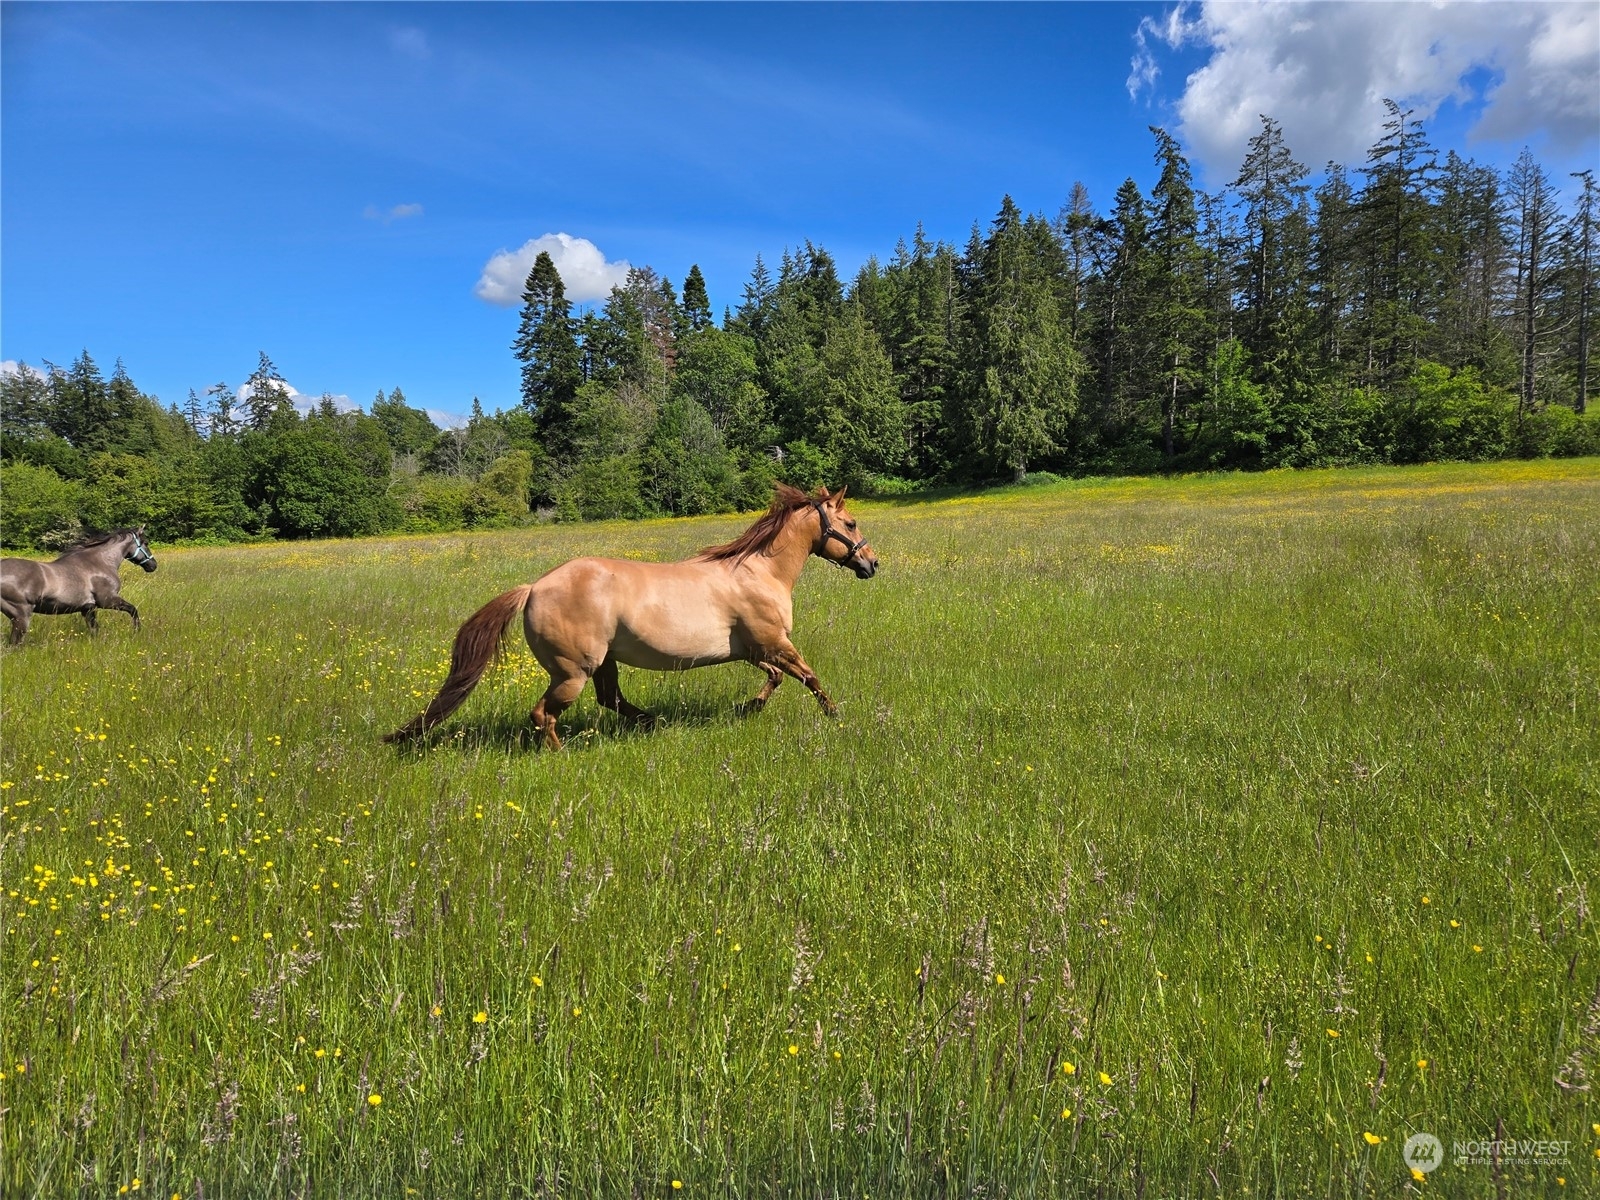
[671,327,771,456]
[184,389,209,436]
[729,254,774,340]
[1148,128,1208,459]
[1357,100,1441,385]
[1505,149,1566,420]
[1311,165,1360,377]
[1567,170,1597,413]
[810,301,907,487]
[244,352,294,430]
[54,350,111,448]
[882,225,963,478]
[1433,152,1511,376]
[207,381,244,440]
[1057,182,1097,342]
[758,244,845,447]
[1089,179,1153,430]
[1232,117,1310,353]
[964,197,1082,480]
[371,386,441,459]
[680,264,713,334]
[512,251,582,442]
[0,363,58,451]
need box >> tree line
[3,102,1596,548]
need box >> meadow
[2,459,1597,1198]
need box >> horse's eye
[846,521,857,531]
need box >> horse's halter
[809,500,868,570]
[127,532,156,570]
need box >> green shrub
[0,461,84,548]
[1517,404,1600,458]
[1387,362,1512,463]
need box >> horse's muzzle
[852,552,878,579]
[140,560,158,573]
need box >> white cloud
[473,233,631,307]
[363,202,424,223]
[425,408,469,430]
[1474,2,1599,146]
[1133,2,1599,180]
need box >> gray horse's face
[129,529,158,573]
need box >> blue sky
[3,2,1595,427]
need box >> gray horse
[1,527,158,645]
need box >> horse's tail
[383,584,535,743]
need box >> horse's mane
[694,484,821,564]
[63,528,137,552]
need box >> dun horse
[386,485,878,747]
[1,527,158,645]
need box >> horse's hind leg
[593,656,655,728]
[529,663,589,751]
[2,601,28,646]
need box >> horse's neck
[752,513,816,592]
[61,541,125,569]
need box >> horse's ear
[832,485,847,505]
[815,485,831,502]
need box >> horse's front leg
[738,663,784,716]
[82,606,99,634]
[764,641,838,718]
[102,596,140,630]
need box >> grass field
[2,459,1598,1198]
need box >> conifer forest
[4,109,1596,548]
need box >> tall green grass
[2,460,1597,1197]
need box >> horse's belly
[34,574,93,612]
[611,621,744,671]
